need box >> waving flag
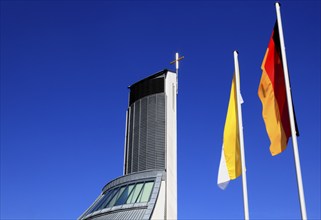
[258,22,298,156]
[218,75,242,189]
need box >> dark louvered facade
[125,70,167,174]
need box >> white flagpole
[233,51,249,220]
[275,3,307,219]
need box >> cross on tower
[170,52,184,94]
[170,53,184,72]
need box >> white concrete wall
[151,180,166,220]
[165,71,177,219]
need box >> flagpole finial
[275,2,281,7]
[234,50,239,55]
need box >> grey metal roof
[79,170,165,220]
[88,209,146,220]
[102,170,165,193]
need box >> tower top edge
[128,69,176,89]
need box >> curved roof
[78,170,165,220]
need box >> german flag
[258,22,299,156]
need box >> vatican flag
[217,75,242,190]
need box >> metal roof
[78,170,165,220]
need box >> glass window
[136,182,154,203]
[99,188,119,210]
[126,183,144,204]
[115,184,134,206]
[107,186,126,208]
[85,180,155,217]
[89,193,108,213]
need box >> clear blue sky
[1,1,320,219]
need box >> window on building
[115,184,134,206]
[107,186,125,207]
[137,182,154,203]
[99,188,119,210]
[126,182,143,204]
[84,180,154,216]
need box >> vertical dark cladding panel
[155,94,165,169]
[146,95,156,170]
[127,107,134,173]
[133,101,140,172]
[126,73,166,174]
[139,97,147,171]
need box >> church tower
[78,68,177,220]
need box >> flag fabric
[217,75,242,190]
[258,22,298,156]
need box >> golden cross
[170,55,184,66]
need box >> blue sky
[1,1,320,219]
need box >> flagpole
[233,51,249,220]
[275,3,307,219]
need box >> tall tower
[78,69,177,220]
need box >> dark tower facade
[125,71,166,174]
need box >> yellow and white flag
[217,75,242,190]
